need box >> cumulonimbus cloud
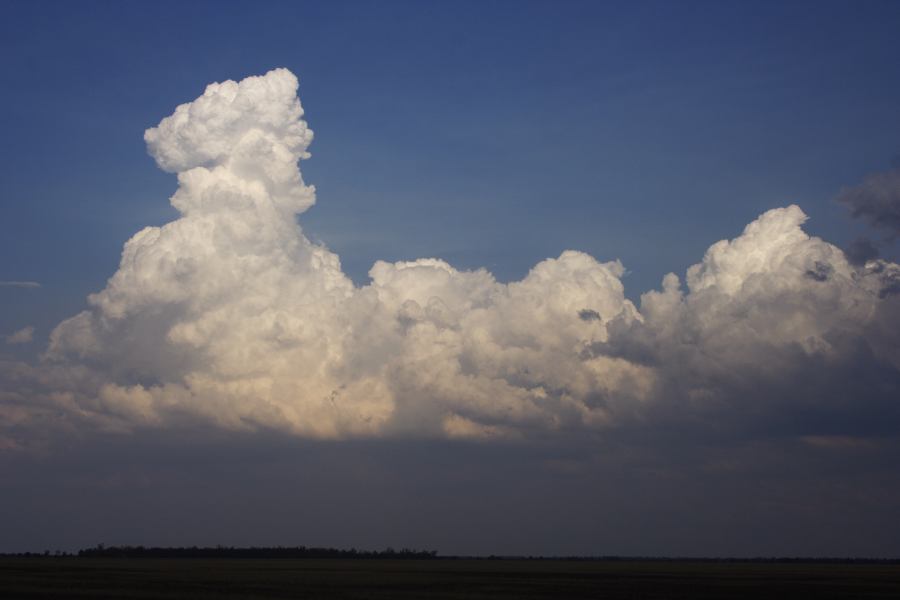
[2,69,899,446]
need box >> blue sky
[3,0,899,345]
[2,1,900,556]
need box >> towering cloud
[4,69,899,447]
[602,206,900,437]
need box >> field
[2,558,900,599]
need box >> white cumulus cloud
[2,68,898,446]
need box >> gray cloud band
[838,167,900,238]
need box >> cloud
[837,167,900,238]
[5,327,34,345]
[0,281,40,288]
[598,206,900,438]
[2,68,898,448]
[844,237,880,266]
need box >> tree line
[75,544,438,559]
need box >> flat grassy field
[2,558,900,599]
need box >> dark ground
[2,558,900,599]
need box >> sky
[1,0,900,556]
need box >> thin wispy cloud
[0,281,40,288]
[5,326,34,345]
